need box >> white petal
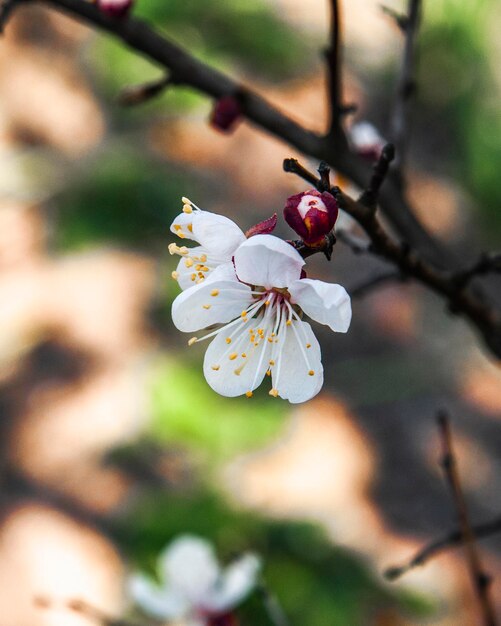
[203,314,273,397]
[206,554,261,612]
[234,235,304,289]
[127,574,187,619]
[191,211,246,257]
[171,264,254,333]
[272,320,323,403]
[170,211,198,242]
[288,279,352,333]
[159,535,220,604]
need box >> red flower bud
[96,0,133,18]
[283,189,338,246]
[210,96,242,133]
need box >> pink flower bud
[96,0,133,18]
[283,189,338,246]
[210,96,242,133]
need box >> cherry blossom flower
[172,234,351,403]
[169,198,246,290]
[128,535,260,626]
[348,121,386,161]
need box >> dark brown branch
[358,142,395,211]
[453,253,501,289]
[325,0,344,136]
[385,514,501,581]
[390,0,421,172]
[0,0,447,266]
[283,157,501,358]
[437,412,498,626]
[118,74,172,106]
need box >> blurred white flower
[172,234,351,403]
[348,121,386,161]
[169,198,246,290]
[129,535,260,626]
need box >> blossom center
[297,194,328,219]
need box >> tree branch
[325,0,344,137]
[436,412,498,626]
[390,0,421,172]
[0,0,448,266]
[385,514,501,581]
[283,157,501,359]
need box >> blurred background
[1,0,501,624]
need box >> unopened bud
[96,0,133,18]
[210,96,242,133]
[283,189,338,246]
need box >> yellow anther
[271,332,276,337]
[269,360,275,366]
[200,254,207,262]
[202,304,211,310]
[266,369,271,377]
[168,243,179,255]
[264,300,270,306]
[269,388,279,397]
[174,224,182,231]
[196,277,205,284]
[200,266,209,272]
[254,342,259,347]
[241,311,248,318]
[225,338,232,345]
[171,271,179,280]
[182,196,191,204]
[211,289,219,297]
[308,370,315,376]
[195,264,204,271]
[187,223,193,232]
[179,246,188,255]
[229,353,238,360]
[185,258,194,268]
[191,273,197,281]
[188,337,198,346]
[183,204,193,214]
[245,391,253,398]
[211,365,220,371]
[306,343,311,349]
[241,353,247,358]
[267,337,273,343]
[286,320,292,326]
[177,232,186,239]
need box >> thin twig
[257,583,291,626]
[358,142,395,211]
[452,253,501,289]
[390,0,421,171]
[118,74,172,106]
[385,514,501,581]
[437,412,498,626]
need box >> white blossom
[169,198,246,290]
[128,535,260,626]
[172,233,351,403]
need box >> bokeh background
[1,0,501,624]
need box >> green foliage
[149,356,286,465]
[416,0,501,233]
[52,144,195,250]
[114,488,433,626]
